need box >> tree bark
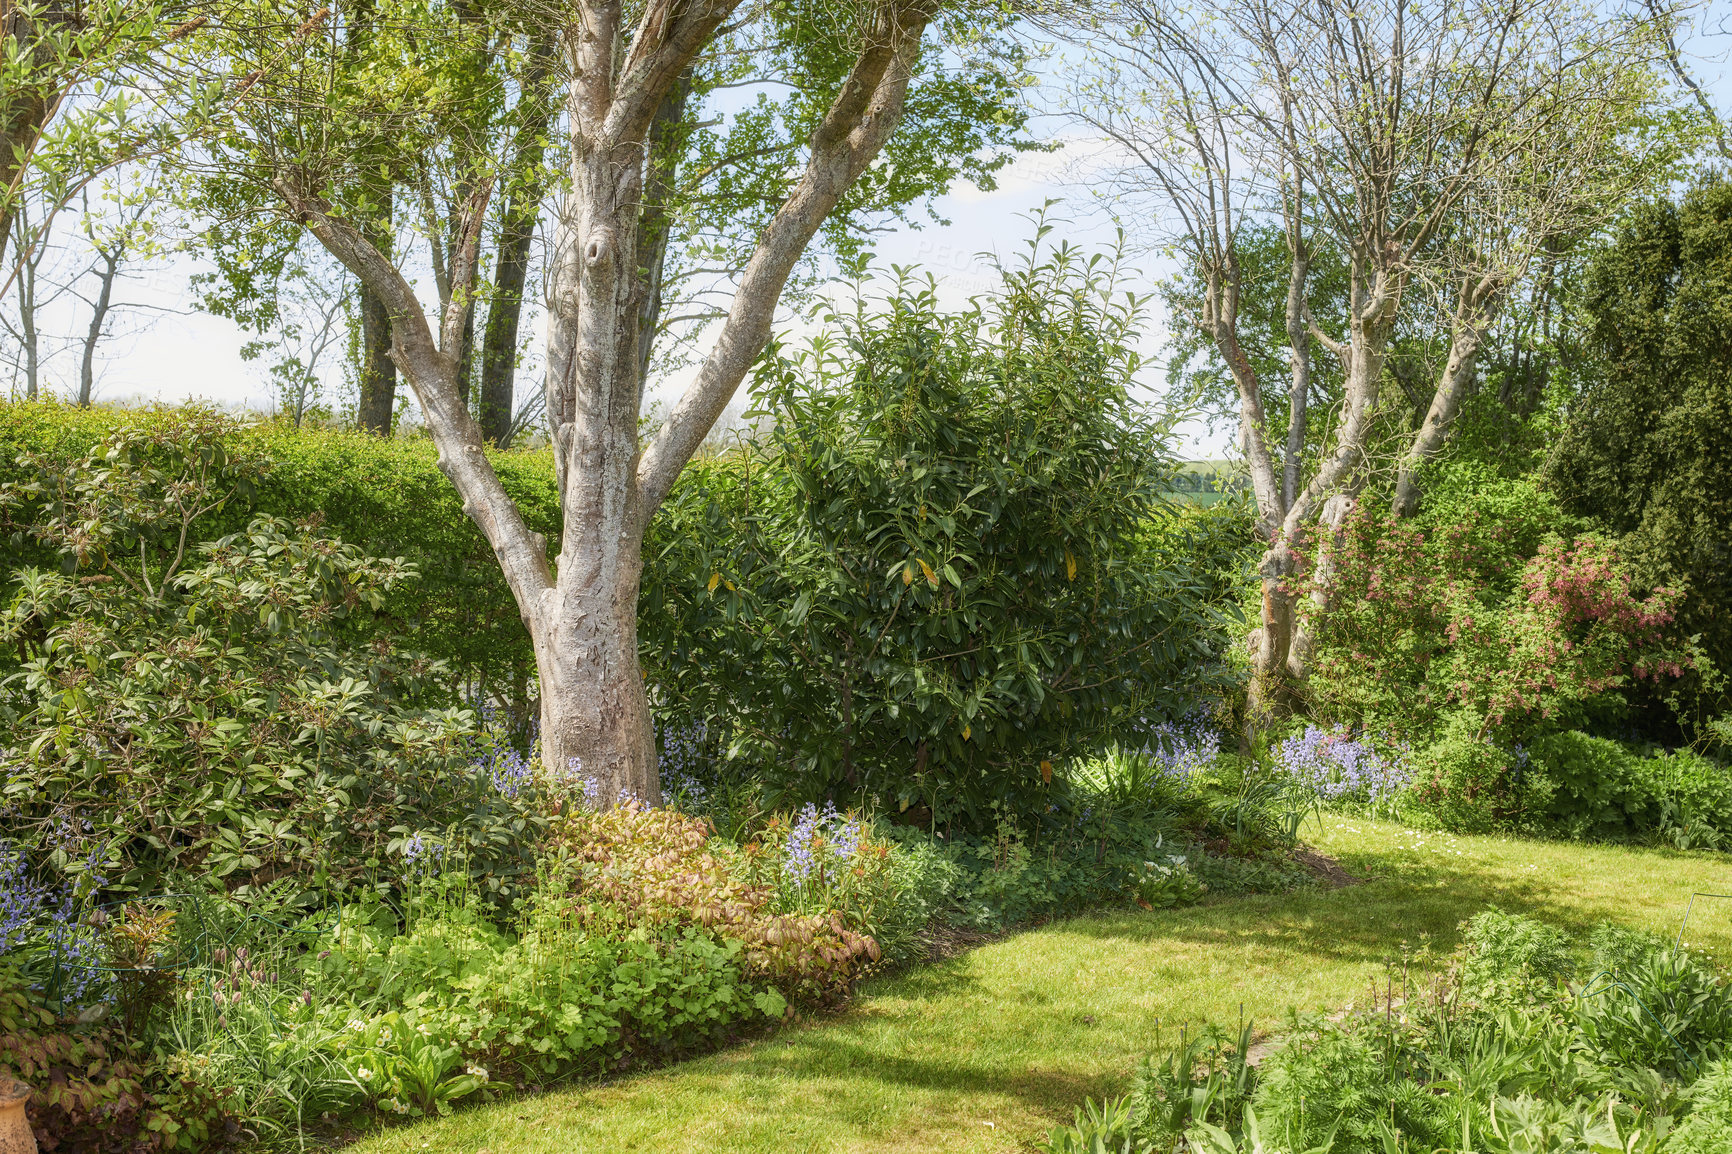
[356,270,398,432]
[0,0,78,277]
[349,0,396,435]
[77,246,118,406]
[478,35,560,445]
[1393,278,1495,517]
[283,0,934,806]
[477,204,535,442]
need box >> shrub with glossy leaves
[641,242,1247,831]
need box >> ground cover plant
[329,818,1732,1154]
[1043,906,1732,1153]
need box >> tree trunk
[0,0,77,278]
[477,36,557,445]
[1393,282,1493,517]
[531,539,658,802]
[77,247,118,406]
[349,0,396,435]
[1286,490,1355,680]
[478,214,532,443]
[1247,542,1299,726]
[16,219,38,398]
[356,273,397,432]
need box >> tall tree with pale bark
[1063,0,1674,722]
[184,0,1026,802]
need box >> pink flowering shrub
[1303,479,1697,740]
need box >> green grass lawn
[348,818,1732,1153]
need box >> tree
[1063,0,1671,721]
[1548,180,1732,719]
[2,1,181,291]
[191,0,1025,802]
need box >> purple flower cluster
[783,802,863,884]
[657,719,712,806]
[1275,726,1411,808]
[401,833,446,871]
[1141,715,1221,782]
[0,837,109,1004]
[485,746,535,800]
[0,841,50,953]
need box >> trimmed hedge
[0,401,560,709]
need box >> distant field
[1164,460,1244,504]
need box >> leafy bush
[0,414,549,899]
[0,399,561,722]
[1047,909,1732,1154]
[641,247,1247,830]
[1303,470,1698,743]
[1549,180,1732,731]
[1406,724,1732,843]
[1404,725,1537,834]
[1575,939,1732,1078]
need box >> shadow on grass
[1047,845,1732,965]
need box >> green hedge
[0,401,560,709]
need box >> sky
[9,4,1732,459]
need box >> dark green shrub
[641,250,1246,830]
[1250,1012,1440,1154]
[1548,180,1732,729]
[1527,730,1666,840]
[1653,749,1732,850]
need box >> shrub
[1303,471,1697,743]
[1549,180,1732,730]
[1574,944,1732,1077]
[1053,909,1730,1154]
[0,414,549,899]
[1526,731,1667,841]
[1250,1012,1441,1154]
[0,400,561,721]
[640,248,1247,830]
[1406,724,1543,834]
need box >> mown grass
[348,818,1732,1153]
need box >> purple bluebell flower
[1275,726,1411,811]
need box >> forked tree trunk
[284,0,932,806]
[531,549,658,800]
